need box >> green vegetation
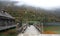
[0,1,60,22]
[43,26,60,34]
[5,6,60,22]
[0,29,17,36]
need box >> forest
[0,1,60,23]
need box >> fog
[0,0,60,10]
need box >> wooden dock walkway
[18,25,41,36]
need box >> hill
[0,2,60,22]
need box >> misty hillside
[51,8,60,17]
[0,1,60,22]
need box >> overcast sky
[0,0,60,10]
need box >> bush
[7,30,16,35]
[3,31,8,36]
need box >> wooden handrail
[34,25,43,34]
[16,24,27,33]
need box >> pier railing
[16,24,27,33]
[34,24,43,34]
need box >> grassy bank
[0,28,17,36]
[43,26,60,34]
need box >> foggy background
[0,0,60,22]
